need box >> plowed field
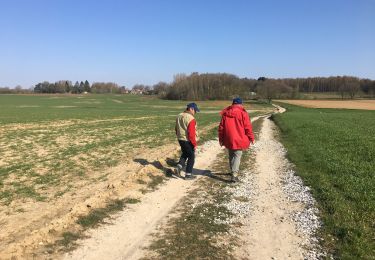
[277,99,375,110]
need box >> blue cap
[187,102,200,112]
[232,97,243,104]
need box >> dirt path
[64,140,225,260]
[232,106,321,259]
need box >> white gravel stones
[283,169,314,205]
[283,169,321,237]
[282,168,326,259]
[219,170,258,224]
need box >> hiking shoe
[174,164,183,177]
[231,176,240,183]
[166,169,173,177]
[184,173,196,180]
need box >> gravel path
[223,114,324,259]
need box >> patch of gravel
[219,169,258,224]
[213,146,260,228]
[276,144,326,259]
[282,167,327,260]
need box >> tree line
[31,80,157,95]
[33,80,128,94]
[2,74,374,99]
[152,73,375,101]
[0,86,33,94]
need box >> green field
[273,105,375,259]
[0,94,272,205]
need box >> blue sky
[1,0,374,88]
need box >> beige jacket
[175,112,198,144]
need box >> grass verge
[272,104,375,259]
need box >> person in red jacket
[175,103,199,179]
[218,98,254,183]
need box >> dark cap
[232,97,243,104]
[187,102,200,112]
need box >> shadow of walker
[133,158,233,183]
[133,158,180,179]
[198,170,233,183]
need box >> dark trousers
[178,140,195,174]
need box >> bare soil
[277,99,375,110]
[0,143,179,259]
[0,121,219,259]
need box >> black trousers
[178,140,195,174]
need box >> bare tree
[256,80,279,103]
[346,81,360,99]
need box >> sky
[1,0,374,88]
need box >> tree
[338,84,346,99]
[55,80,69,93]
[291,83,300,99]
[370,82,375,98]
[153,82,169,98]
[346,81,360,99]
[91,82,120,93]
[65,81,72,93]
[164,73,247,100]
[256,80,279,103]
[72,81,80,94]
[338,77,360,99]
[34,83,42,93]
[84,80,91,92]
[277,82,293,99]
[78,81,84,93]
[15,85,23,93]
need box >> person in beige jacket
[174,103,199,179]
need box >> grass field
[272,104,375,259]
[0,94,272,205]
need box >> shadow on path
[133,158,232,183]
[134,158,181,179]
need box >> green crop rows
[273,104,375,259]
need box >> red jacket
[218,104,254,150]
[187,119,197,148]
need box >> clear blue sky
[1,0,374,88]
